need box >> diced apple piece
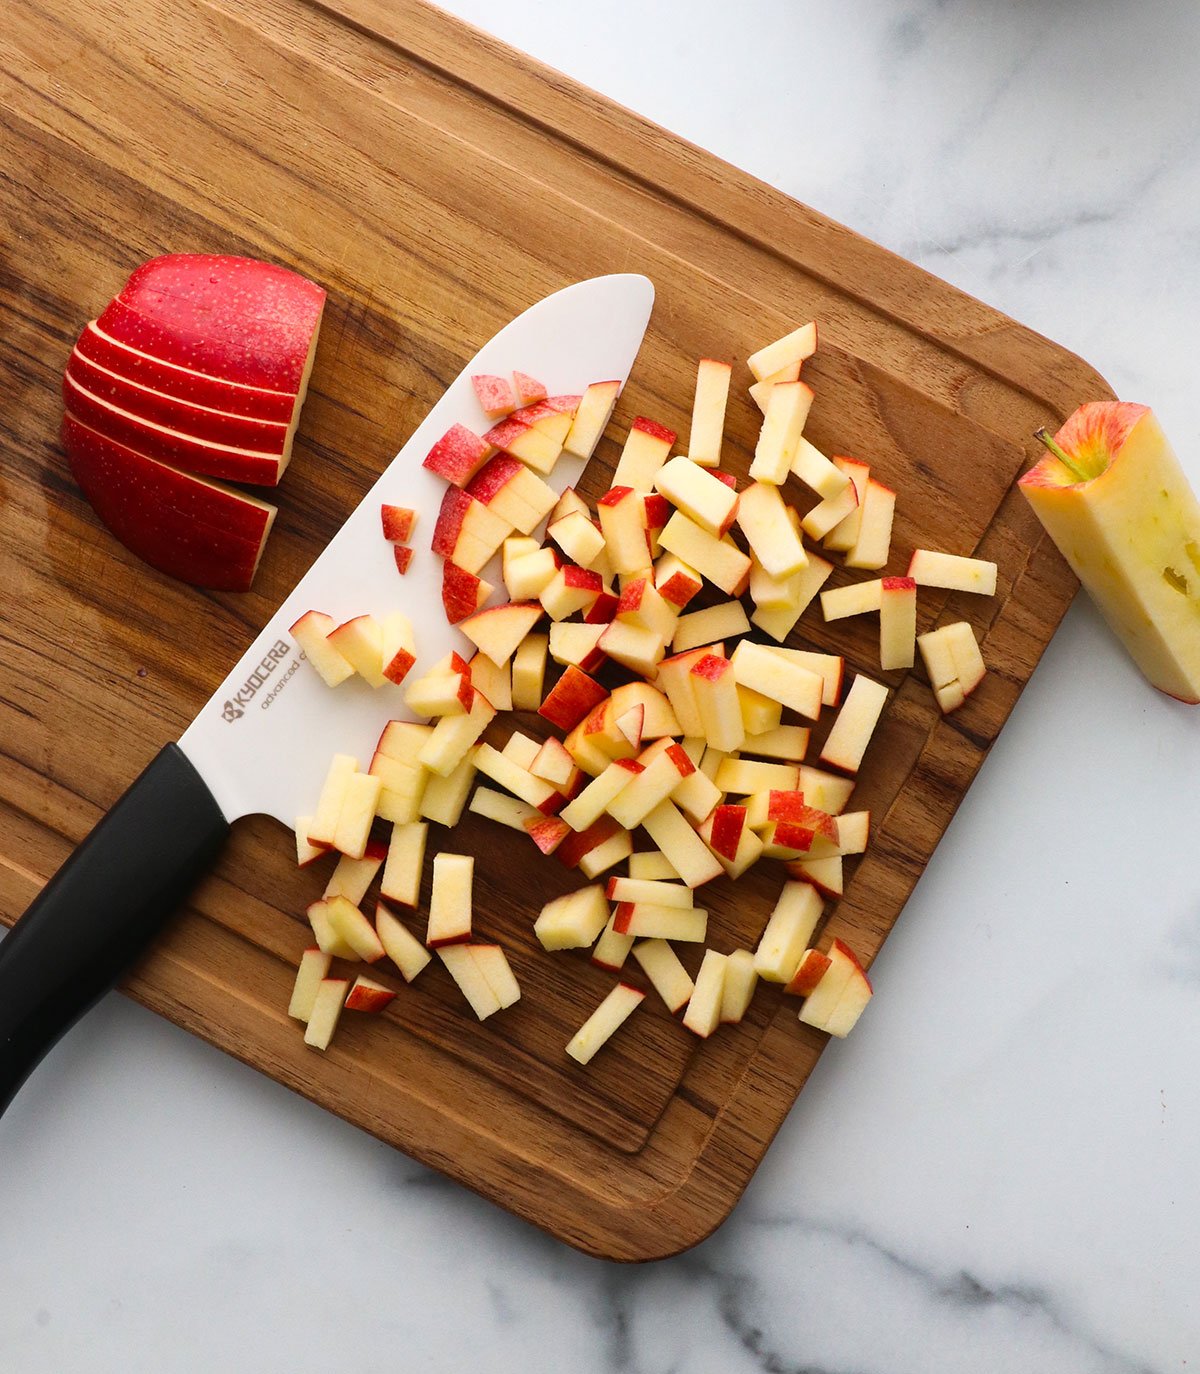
[467,456,558,534]
[468,653,511,712]
[470,787,540,831]
[466,944,520,1010]
[641,799,723,888]
[419,690,495,777]
[690,654,745,752]
[671,600,750,653]
[423,422,493,486]
[655,553,703,609]
[548,510,605,568]
[306,899,359,960]
[510,370,546,406]
[628,850,679,880]
[684,359,731,467]
[747,321,818,382]
[801,809,869,859]
[418,754,476,827]
[654,455,738,536]
[736,482,808,578]
[323,845,384,904]
[729,640,823,720]
[529,736,575,789]
[502,731,540,769]
[326,894,387,962]
[560,758,642,831]
[541,565,604,621]
[327,615,386,689]
[437,945,501,1019]
[798,939,865,1030]
[907,549,997,596]
[380,504,417,543]
[563,380,620,460]
[291,611,354,688]
[566,982,644,1064]
[588,911,634,972]
[653,649,707,737]
[786,856,844,899]
[615,576,678,640]
[821,458,871,551]
[288,948,332,1022]
[605,682,679,738]
[373,901,432,981]
[820,955,874,1037]
[378,820,428,909]
[459,601,543,666]
[749,380,812,484]
[719,949,758,1024]
[308,754,359,846]
[699,802,745,862]
[344,975,397,1013]
[540,665,608,731]
[820,676,889,774]
[671,765,723,826]
[471,374,517,418]
[945,621,986,692]
[511,633,548,710]
[426,852,474,947]
[656,512,751,595]
[605,877,691,907]
[485,416,562,474]
[577,826,634,879]
[615,705,645,749]
[535,885,611,951]
[736,686,783,736]
[607,744,694,828]
[294,815,329,868]
[432,487,511,573]
[754,880,824,982]
[597,486,652,576]
[784,947,831,997]
[820,579,883,621]
[879,576,917,671]
[473,743,563,813]
[629,939,690,1013]
[393,546,414,576]
[845,479,896,570]
[741,725,810,761]
[613,901,707,942]
[681,949,728,1037]
[378,613,417,685]
[791,436,849,500]
[304,978,349,1050]
[332,772,382,859]
[404,669,472,718]
[714,757,800,795]
[613,417,676,490]
[596,620,663,677]
[748,360,800,416]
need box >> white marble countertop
[5,1,1199,1369]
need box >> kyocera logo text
[221,640,292,723]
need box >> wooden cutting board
[0,0,1105,1259]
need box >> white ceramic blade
[179,274,655,825]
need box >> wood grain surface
[0,0,1107,1259]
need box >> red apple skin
[471,374,516,418]
[598,485,635,508]
[62,414,273,591]
[525,815,569,855]
[512,371,547,406]
[562,565,602,593]
[611,902,635,935]
[466,455,522,504]
[708,804,746,862]
[543,394,581,414]
[555,815,621,868]
[632,417,676,446]
[773,821,815,852]
[63,374,285,486]
[393,545,414,575]
[432,487,473,555]
[664,743,696,777]
[881,575,916,593]
[830,938,873,990]
[712,471,737,490]
[442,561,485,624]
[584,590,620,624]
[381,504,417,542]
[657,572,701,609]
[691,653,732,683]
[345,983,397,1012]
[67,348,290,453]
[785,950,831,997]
[484,417,532,452]
[539,666,608,731]
[76,322,297,421]
[109,254,325,391]
[767,791,807,822]
[423,424,492,487]
[643,494,671,529]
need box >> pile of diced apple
[285,328,1001,1061]
[61,254,326,592]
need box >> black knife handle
[0,743,229,1118]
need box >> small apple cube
[459,600,544,666]
[671,600,750,654]
[323,844,385,904]
[326,894,387,962]
[327,615,387,688]
[786,856,844,899]
[291,610,355,688]
[791,437,849,500]
[687,358,732,467]
[466,455,557,534]
[590,912,636,972]
[750,551,835,642]
[597,620,665,678]
[613,417,676,491]
[534,884,611,950]
[577,827,634,879]
[819,952,874,1037]
[471,373,517,418]
[549,621,607,675]
[345,975,397,1013]
[654,648,709,736]
[607,744,694,829]
[670,763,722,826]
[754,880,824,982]
[804,458,865,544]
[419,689,495,777]
[655,552,703,609]
[729,640,823,720]
[540,664,608,731]
[420,752,478,828]
[377,613,417,686]
[682,949,728,1038]
[563,380,621,460]
[597,486,652,576]
[748,360,800,416]
[640,799,723,888]
[393,546,415,575]
[608,681,681,738]
[541,565,603,620]
[469,944,521,1010]
[470,787,540,831]
[627,850,679,880]
[426,852,474,947]
[303,978,349,1050]
[306,899,359,960]
[616,576,677,639]
[690,654,745,752]
[560,758,642,831]
[380,504,418,543]
[473,743,564,813]
[505,547,560,601]
[423,422,493,486]
[877,576,918,671]
[468,652,511,711]
[798,938,869,1032]
[613,901,707,942]
[374,901,432,981]
[288,948,332,1022]
[525,813,571,855]
[511,633,549,710]
[747,321,818,382]
[742,725,810,761]
[566,982,644,1064]
[548,510,605,568]
[432,487,511,574]
[294,815,329,867]
[530,736,576,788]
[720,949,759,1024]
[550,487,590,525]
[437,945,501,1020]
[749,379,812,485]
[511,370,546,406]
[654,455,738,537]
[784,947,831,997]
[819,675,889,774]
[379,819,428,910]
[820,579,883,622]
[657,512,751,595]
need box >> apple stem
[1034,427,1089,482]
